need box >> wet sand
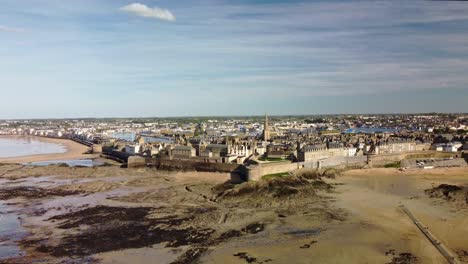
[0,136,93,163]
[0,165,467,263]
[336,168,468,263]
[197,167,468,264]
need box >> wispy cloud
[2,0,468,116]
[0,25,26,33]
[120,3,175,21]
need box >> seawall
[245,156,368,181]
[117,150,462,182]
[138,158,245,183]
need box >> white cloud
[120,3,175,21]
[0,25,26,33]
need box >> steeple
[263,113,270,141]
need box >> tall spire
[263,113,270,141]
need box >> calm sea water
[0,137,66,158]
[112,132,175,144]
[0,202,27,259]
[112,132,136,141]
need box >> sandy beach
[0,135,93,163]
[0,164,467,263]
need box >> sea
[0,137,66,158]
[112,132,174,144]
[0,202,27,259]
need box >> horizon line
[1,112,467,121]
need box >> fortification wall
[115,149,462,182]
[401,158,467,168]
[415,143,431,151]
[260,162,300,175]
[246,156,369,181]
[128,156,146,168]
[301,161,319,169]
[368,153,405,167]
[126,157,244,182]
[319,156,367,168]
[245,166,263,181]
[151,159,239,171]
[245,161,300,181]
[368,151,457,167]
[92,144,102,154]
[102,148,133,163]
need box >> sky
[1,0,468,118]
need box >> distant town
[1,113,467,179]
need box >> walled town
[1,114,467,179]
[1,114,468,264]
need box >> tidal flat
[0,164,467,264]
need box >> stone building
[297,143,357,162]
[205,144,229,158]
[298,144,325,162]
[375,139,416,154]
[125,144,141,155]
[229,142,253,157]
[171,145,196,159]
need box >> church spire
[263,113,270,141]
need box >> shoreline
[0,135,94,164]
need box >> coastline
[0,135,94,164]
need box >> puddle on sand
[0,175,128,189]
[0,176,79,188]
[0,174,153,260]
[0,202,27,260]
[0,174,149,222]
[23,159,105,167]
[280,227,321,237]
[27,185,153,223]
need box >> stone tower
[263,113,271,141]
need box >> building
[297,144,354,162]
[255,145,267,156]
[266,144,292,159]
[229,143,253,157]
[430,144,444,152]
[205,144,229,158]
[125,144,141,155]
[431,142,463,152]
[374,139,416,155]
[171,146,196,159]
[200,149,213,158]
[298,144,327,162]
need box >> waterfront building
[297,143,354,162]
[374,139,416,154]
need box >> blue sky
[1,0,468,118]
